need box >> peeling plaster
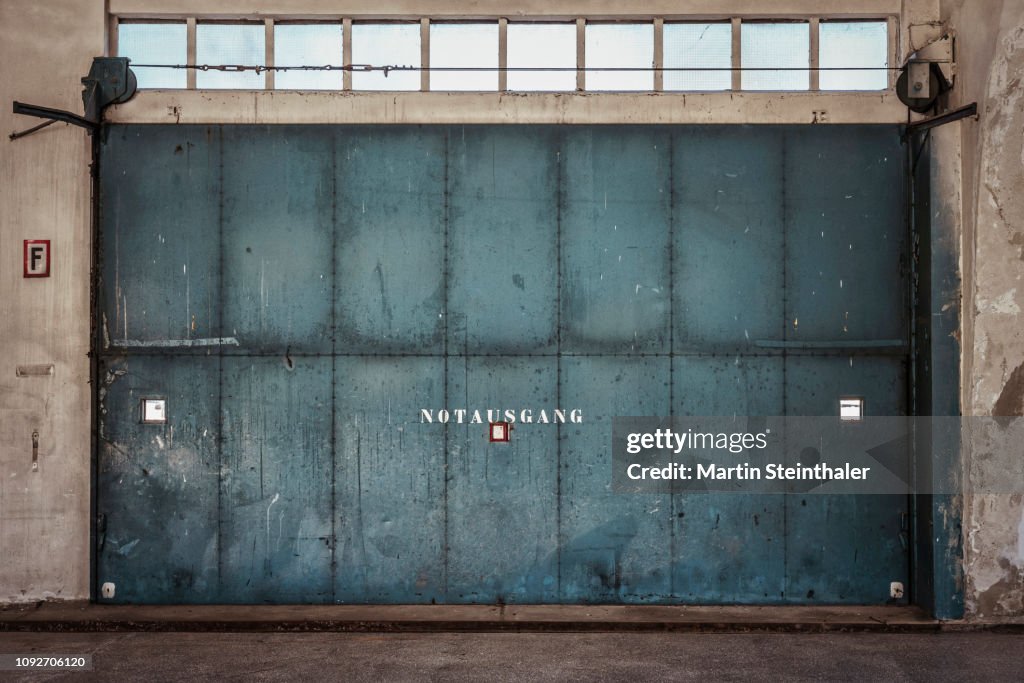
[947,0,1024,620]
[1018,509,1024,564]
[977,288,1020,315]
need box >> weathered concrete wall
[942,0,1024,619]
[0,0,103,601]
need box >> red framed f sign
[489,421,511,442]
[24,240,50,278]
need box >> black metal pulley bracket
[11,57,137,139]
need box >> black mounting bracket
[81,57,137,122]
[10,57,137,140]
[901,102,978,143]
[905,102,979,136]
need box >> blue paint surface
[97,125,909,605]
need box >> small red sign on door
[489,421,511,442]
[24,240,50,278]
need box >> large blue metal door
[96,124,908,604]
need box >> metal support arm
[12,101,98,132]
[904,102,978,138]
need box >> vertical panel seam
[216,125,225,591]
[330,130,339,601]
[781,130,789,601]
[555,128,563,599]
[442,128,450,600]
[668,129,676,599]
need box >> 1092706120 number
[17,657,87,667]
[1,655,92,671]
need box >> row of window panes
[118,19,889,91]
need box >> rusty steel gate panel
[95,124,909,604]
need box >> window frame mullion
[186,17,197,90]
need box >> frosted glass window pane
[664,22,732,91]
[741,22,809,90]
[274,24,343,90]
[430,23,498,91]
[507,23,576,91]
[820,21,888,90]
[352,23,421,91]
[119,23,187,89]
[586,24,654,91]
[197,23,265,89]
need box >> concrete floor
[1,632,1023,682]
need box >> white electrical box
[141,398,167,424]
[839,397,864,422]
